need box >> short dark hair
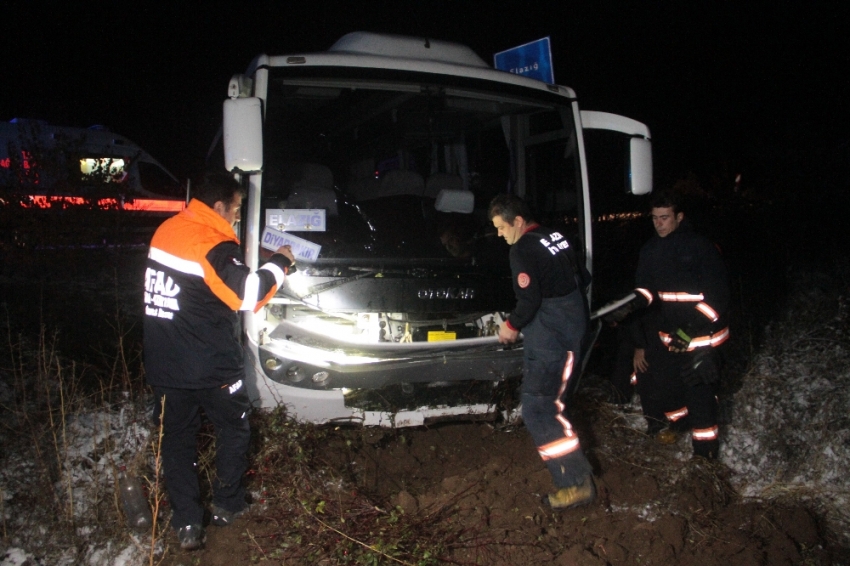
[192,172,245,210]
[649,190,681,214]
[488,194,533,224]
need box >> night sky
[3,1,848,190]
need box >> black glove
[681,349,719,386]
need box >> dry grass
[0,291,176,565]
[0,307,468,565]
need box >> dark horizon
[3,1,848,191]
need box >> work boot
[546,476,596,510]
[692,439,719,460]
[211,504,250,527]
[645,419,665,436]
[177,524,206,551]
[655,427,679,445]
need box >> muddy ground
[154,384,846,566]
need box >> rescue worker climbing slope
[622,190,730,459]
[143,172,295,550]
[489,194,595,509]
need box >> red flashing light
[123,199,186,212]
[21,194,185,213]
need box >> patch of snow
[1,548,35,566]
[721,266,850,544]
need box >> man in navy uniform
[489,194,595,509]
[609,190,730,459]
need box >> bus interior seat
[346,176,381,202]
[349,169,425,201]
[378,169,425,198]
[425,173,464,198]
[278,163,338,215]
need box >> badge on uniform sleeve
[518,273,531,288]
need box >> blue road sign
[493,37,554,84]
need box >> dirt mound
[156,394,844,565]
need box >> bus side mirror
[628,137,652,195]
[223,97,263,174]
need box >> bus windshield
[260,70,583,264]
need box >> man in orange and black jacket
[143,172,294,550]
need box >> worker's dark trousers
[520,292,593,489]
[608,324,638,403]
[153,381,252,529]
[637,347,719,458]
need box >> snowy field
[721,265,850,546]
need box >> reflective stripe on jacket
[634,220,729,349]
[143,198,290,388]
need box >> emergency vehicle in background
[213,32,653,426]
[0,119,184,213]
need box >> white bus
[214,32,652,426]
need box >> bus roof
[251,32,577,99]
